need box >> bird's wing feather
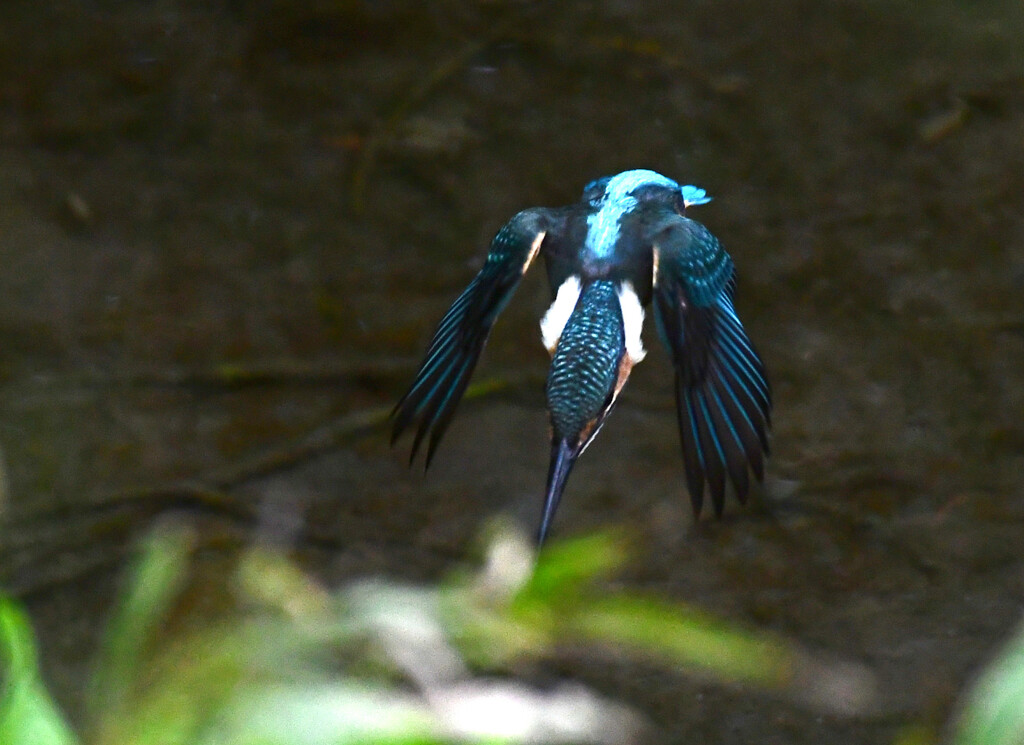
[392,208,552,466]
[651,217,771,516]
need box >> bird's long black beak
[538,437,580,546]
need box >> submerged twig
[0,358,416,394]
[0,376,522,595]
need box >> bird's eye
[582,176,611,204]
[630,184,669,205]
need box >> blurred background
[1,1,1023,742]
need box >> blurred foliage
[0,598,77,745]
[2,517,970,745]
[948,619,1024,745]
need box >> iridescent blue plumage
[546,281,624,440]
[652,221,771,516]
[391,210,548,466]
[539,280,628,540]
[584,170,677,260]
[393,169,772,543]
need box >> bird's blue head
[582,170,711,260]
[582,170,712,209]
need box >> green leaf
[569,594,792,687]
[524,531,628,601]
[200,682,439,745]
[0,596,79,745]
[92,622,258,745]
[951,621,1024,745]
[567,594,876,713]
[86,523,194,731]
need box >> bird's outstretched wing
[651,217,772,516]
[392,209,552,466]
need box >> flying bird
[392,170,771,543]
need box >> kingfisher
[392,169,771,544]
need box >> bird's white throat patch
[540,275,582,355]
[617,281,647,364]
